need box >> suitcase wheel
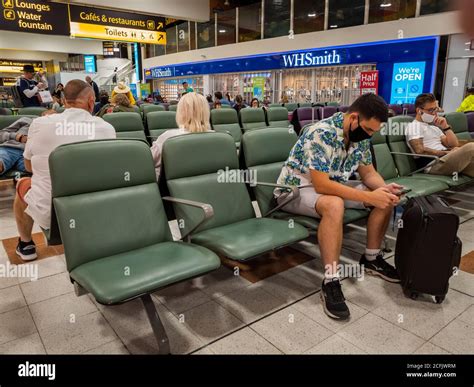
[434,296,445,304]
[403,289,419,300]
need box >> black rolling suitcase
[395,195,462,304]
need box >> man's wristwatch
[442,126,452,132]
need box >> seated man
[275,93,401,320]
[0,110,57,177]
[14,80,116,261]
[407,93,474,178]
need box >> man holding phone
[406,93,474,178]
[16,65,47,107]
[275,94,402,320]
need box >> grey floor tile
[179,300,244,345]
[29,292,97,330]
[338,313,425,354]
[450,270,474,297]
[305,335,367,354]
[192,347,214,355]
[0,285,26,314]
[153,280,211,316]
[18,255,67,284]
[39,311,118,354]
[0,307,37,345]
[372,288,473,340]
[84,340,129,354]
[97,297,204,354]
[430,319,474,354]
[195,267,251,299]
[207,327,282,354]
[256,269,317,304]
[214,283,286,324]
[250,307,332,354]
[0,333,45,354]
[293,293,368,333]
[414,342,451,355]
[20,272,74,305]
[457,304,474,324]
[0,271,19,290]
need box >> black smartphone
[398,188,412,196]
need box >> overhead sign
[103,41,121,57]
[390,61,426,104]
[281,50,343,68]
[0,60,42,73]
[360,71,379,95]
[0,0,69,36]
[148,67,175,78]
[69,5,166,44]
[84,55,96,73]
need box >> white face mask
[421,112,436,124]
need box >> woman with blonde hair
[151,92,212,180]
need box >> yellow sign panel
[0,65,42,73]
[69,22,166,44]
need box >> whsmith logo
[282,50,342,68]
[151,67,173,78]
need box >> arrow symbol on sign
[158,34,163,41]
[157,22,163,30]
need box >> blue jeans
[0,147,26,176]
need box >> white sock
[365,248,381,261]
[324,273,340,284]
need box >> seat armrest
[389,152,440,175]
[249,181,300,217]
[162,196,214,241]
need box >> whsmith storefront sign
[0,0,166,44]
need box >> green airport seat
[269,103,282,108]
[0,115,37,130]
[284,103,298,112]
[103,112,146,141]
[299,103,312,108]
[142,104,165,116]
[210,108,242,148]
[162,132,309,261]
[327,101,340,107]
[18,107,47,116]
[168,105,178,112]
[385,116,473,188]
[220,104,233,109]
[446,112,473,141]
[267,107,291,128]
[372,128,449,195]
[147,111,178,140]
[0,108,13,115]
[240,127,369,230]
[240,108,268,131]
[49,139,220,354]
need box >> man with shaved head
[14,80,116,261]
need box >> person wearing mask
[182,81,194,96]
[457,87,474,113]
[52,83,64,101]
[250,98,260,108]
[85,76,100,102]
[233,95,245,113]
[16,65,47,107]
[150,92,213,181]
[13,80,116,261]
[275,93,402,320]
[111,82,136,106]
[97,93,135,117]
[406,93,474,177]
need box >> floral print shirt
[275,112,372,195]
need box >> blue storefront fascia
[144,36,440,104]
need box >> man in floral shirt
[276,94,402,320]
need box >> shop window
[190,22,197,50]
[166,26,177,54]
[264,0,290,38]
[198,14,216,49]
[238,2,262,42]
[420,0,455,15]
[328,0,365,29]
[369,0,416,23]
[177,22,189,52]
[294,0,325,34]
[217,9,236,46]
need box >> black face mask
[349,118,372,143]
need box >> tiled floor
[0,180,473,355]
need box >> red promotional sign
[360,70,379,95]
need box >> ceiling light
[308,13,317,17]
[219,29,226,33]
[330,25,338,28]
[380,2,392,7]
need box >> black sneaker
[320,278,350,320]
[15,239,37,261]
[360,253,400,283]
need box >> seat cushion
[271,209,369,229]
[191,218,309,261]
[412,173,473,187]
[387,177,449,196]
[70,241,220,305]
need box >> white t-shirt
[23,108,116,229]
[406,120,447,155]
